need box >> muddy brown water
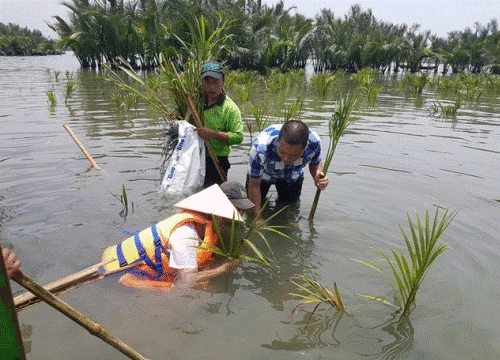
[1,53,499,359]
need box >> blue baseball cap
[201,61,225,80]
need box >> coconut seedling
[351,68,382,104]
[310,72,337,99]
[398,72,429,95]
[201,201,291,267]
[105,60,174,118]
[355,207,456,318]
[283,98,303,122]
[46,89,56,107]
[287,275,346,327]
[111,184,134,218]
[308,93,357,222]
[430,100,461,118]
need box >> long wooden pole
[169,61,226,183]
[13,272,150,360]
[63,123,102,170]
[14,260,143,311]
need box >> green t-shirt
[202,94,243,157]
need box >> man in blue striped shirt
[246,120,329,217]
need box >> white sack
[161,120,205,192]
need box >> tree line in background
[0,23,61,56]
[4,0,500,74]
[48,0,499,74]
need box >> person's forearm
[309,162,323,178]
[211,130,229,144]
[310,162,329,190]
[247,178,262,217]
[184,260,242,283]
[196,127,229,144]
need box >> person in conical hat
[102,183,254,289]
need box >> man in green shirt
[196,61,244,187]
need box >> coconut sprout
[355,207,457,317]
[287,275,346,327]
[308,93,357,222]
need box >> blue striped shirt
[248,124,322,184]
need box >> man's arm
[178,259,242,285]
[309,162,329,190]
[247,177,262,217]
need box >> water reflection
[376,316,415,360]
[262,311,344,350]
[239,201,320,312]
[264,311,415,360]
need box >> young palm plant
[430,100,461,119]
[104,60,175,118]
[282,98,303,122]
[250,104,274,133]
[159,13,234,119]
[308,93,357,222]
[203,202,291,266]
[310,72,337,99]
[111,184,134,218]
[287,275,346,327]
[355,207,457,317]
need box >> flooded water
[1,53,499,359]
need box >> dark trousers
[204,156,230,187]
[246,175,304,206]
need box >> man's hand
[194,126,216,140]
[314,171,329,190]
[2,248,21,280]
[195,127,230,144]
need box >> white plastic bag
[161,120,205,192]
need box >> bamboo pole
[14,260,144,311]
[169,61,226,183]
[13,272,150,360]
[63,123,102,170]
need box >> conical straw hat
[174,184,244,222]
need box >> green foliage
[0,22,58,55]
[430,100,461,118]
[264,69,290,92]
[250,104,273,133]
[42,1,499,74]
[112,93,139,111]
[282,98,303,122]
[204,202,292,266]
[234,79,255,103]
[398,73,429,95]
[105,60,174,118]
[111,184,134,218]
[355,207,456,317]
[351,68,382,104]
[45,89,56,106]
[309,93,357,221]
[310,72,337,99]
[64,72,76,103]
[429,73,484,103]
[287,275,346,326]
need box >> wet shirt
[248,124,322,184]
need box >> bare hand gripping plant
[355,207,457,318]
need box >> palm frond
[355,207,456,317]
